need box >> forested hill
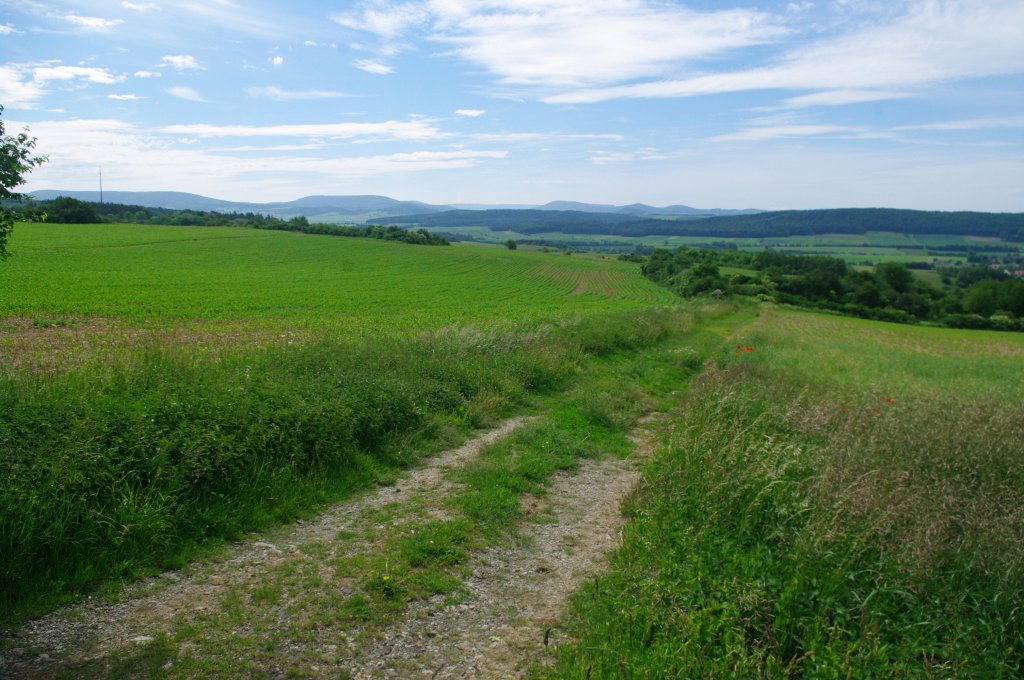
[387,207,1024,241]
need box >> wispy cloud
[545,0,1024,104]
[0,65,44,108]
[246,86,349,101]
[353,59,393,75]
[894,116,1024,131]
[134,70,161,78]
[269,55,284,67]
[19,118,506,200]
[0,63,124,108]
[122,1,161,10]
[776,89,911,108]
[332,3,428,38]
[33,65,124,84]
[108,93,146,100]
[433,2,783,89]
[63,14,124,31]
[455,109,485,118]
[710,124,861,142]
[0,23,18,34]
[160,54,202,70]
[160,120,446,142]
[166,86,204,102]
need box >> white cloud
[18,118,507,200]
[894,116,1024,131]
[332,3,428,38]
[353,59,393,75]
[455,109,486,118]
[246,86,349,101]
[108,93,146,100]
[64,14,124,31]
[546,0,1024,103]
[160,120,445,142]
[710,124,861,142]
[160,54,202,70]
[0,23,18,34]
[33,65,124,84]
[0,65,44,107]
[777,89,911,108]
[134,70,161,78]
[303,40,318,47]
[166,86,204,102]
[431,1,783,88]
[122,1,161,10]
[269,55,284,67]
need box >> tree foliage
[388,207,1024,241]
[636,246,1024,331]
[0,105,47,258]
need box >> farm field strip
[749,306,1024,398]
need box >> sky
[1,0,1023,211]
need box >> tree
[505,239,517,250]
[46,196,102,223]
[1,106,47,258]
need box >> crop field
[432,224,1024,264]
[552,308,1024,676]
[0,222,676,331]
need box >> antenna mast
[99,166,104,204]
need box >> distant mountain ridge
[387,207,1024,241]
[28,190,452,222]
[28,190,761,222]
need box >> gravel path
[344,415,659,680]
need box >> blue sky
[2,0,1023,210]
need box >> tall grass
[0,307,689,624]
[549,354,1024,676]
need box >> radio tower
[99,166,104,204]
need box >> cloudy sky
[2,0,1023,210]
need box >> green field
[550,308,1024,677]
[1,222,675,331]
[432,225,1024,264]
[0,221,685,623]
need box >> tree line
[13,196,449,246]
[636,246,1024,331]
[388,207,1024,241]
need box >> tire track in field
[343,414,663,680]
[0,416,535,679]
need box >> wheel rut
[2,413,664,679]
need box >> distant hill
[540,201,761,217]
[29,190,241,212]
[29,191,452,223]
[387,208,1024,241]
[26,190,760,222]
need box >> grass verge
[546,317,1024,677]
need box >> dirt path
[2,412,661,679]
[346,419,658,679]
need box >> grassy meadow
[549,308,1024,677]
[0,221,683,623]
[0,222,673,330]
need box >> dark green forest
[388,207,1024,240]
